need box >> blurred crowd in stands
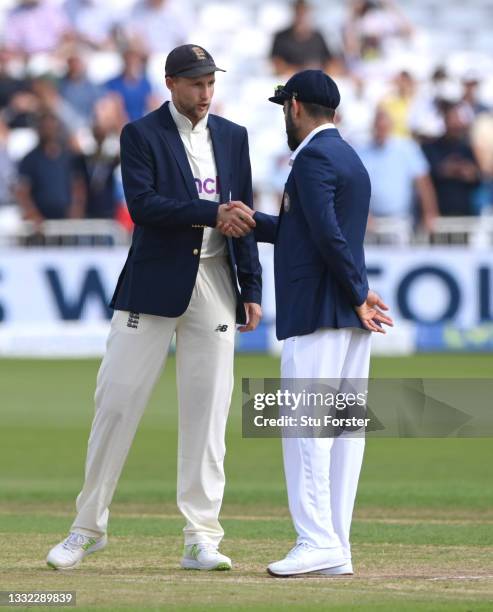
[0,0,492,241]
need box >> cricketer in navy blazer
[254,128,370,340]
[110,101,262,323]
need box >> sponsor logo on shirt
[195,176,221,195]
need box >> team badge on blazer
[283,192,291,212]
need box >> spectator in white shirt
[4,0,71,56]
[124,0,189,55]
[64,0,118,50]
[343,0,413,63]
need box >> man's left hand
[238,302,262,332]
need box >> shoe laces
[195,543,219,555]
[287,542,313,559]
[62,532,93,551]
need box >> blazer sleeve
[293,148,368,306]
[253,211,278,244]
[120,123,219,228]
[231,128,262,305]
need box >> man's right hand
[217,201,255,238]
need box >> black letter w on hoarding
[45,268,112,320]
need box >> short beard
[175,99,209,124]
[285,106,301,151]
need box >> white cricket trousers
[71,257,237,547]
[281,327,371,559]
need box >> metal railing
[365,216,493,247]
[0,219,130,247]
[0,216,492,248]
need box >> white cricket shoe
[267,542,346,577]
[46,532,107,570]
[312,560,354,576]
[181,544,232,571]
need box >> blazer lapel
[208,115,231,203]
[157,102,198,199]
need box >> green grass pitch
[1,354,492,611]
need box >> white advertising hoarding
[0,247,491,356]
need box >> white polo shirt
[169,100,227,258]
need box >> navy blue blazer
[110,102,262,323]
[254,129,370,340]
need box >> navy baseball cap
[269,69,340,109]
[165,44,226,78]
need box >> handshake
[216,201,256,238]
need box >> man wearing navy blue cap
[46,44,262,574]
[223,70,392,577]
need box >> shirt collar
[169,99,208,134]
[289,122,336,165]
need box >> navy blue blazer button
[193,248,199,255]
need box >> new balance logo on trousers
[46,258,240,571]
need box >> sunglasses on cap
[274,85,298,99]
